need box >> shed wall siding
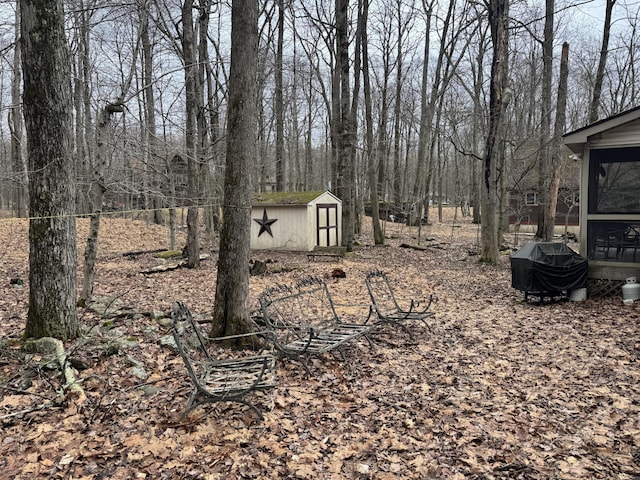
[251,206,309,251]
[250,191,342,251]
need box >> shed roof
[563,105,640,154]
[252,190,332,206]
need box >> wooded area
[1,0,636,238]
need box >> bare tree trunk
[545,42,570,240]
[9,3,27,218]
[335,0,355,250]
[183,0,200,268]
[197,0,216,239]
[349,0,363,237]
[413,0,455,228]
[80,104,123,304]
[535,0,554,240]
[471,19,488,225]
[211,0,258,345]
[392,0,404,206]
[275,0,285,191]
[22,0,79,340]
[480,0,509,264]
[80,0,93,215]
[140,1,164,226]
[81,32,138,302]
[589,0,616,123]
[413,1,433,226]
[361,0,383,245]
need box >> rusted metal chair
[171,301,276,420]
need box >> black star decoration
[254,208,277,237]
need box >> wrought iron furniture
[365,270,435,337]
[258,277,374,372]
[171,301,276,420]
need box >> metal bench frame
[171,301,276,420]
[258,277,374,373]
[365,270,435,337]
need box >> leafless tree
[589,0,616,123]
[21,0,79,339]
[211,0,259,345]
[480,0,509,264]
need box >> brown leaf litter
[1,211,640,479]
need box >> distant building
[508,186,580,228]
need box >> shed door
[316,204,338,247]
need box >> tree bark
[589,0,616,123]
[21,0,79,340]
[480,0,509,264]
[211,0,258,346]
[535,0,554,240]
[335,0,355,250]
[10,2,27,218]
[333,0,355,251]
[182,0,200,268]
[275,0,285,191]
[545,42,570,241]
[392,0,405,206]
[79,107,109,304]
[361,0,383,245]
[413,1,433,226]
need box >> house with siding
[563,106,640,280]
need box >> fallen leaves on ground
[1,211,640,479]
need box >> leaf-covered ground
[1,211,640,479]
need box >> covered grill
[510,242,588,302]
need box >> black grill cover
[510,242,588,293]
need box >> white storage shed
[250,191,342,251]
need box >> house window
[589,147,640,214]
[525,192,538,206]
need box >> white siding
[588,119,640,149]
[251,206,308,250]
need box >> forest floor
[1,208,640,479]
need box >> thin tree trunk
[80,107,111,304]
[141,1,164,226]
[275,0,285,191]
[392,2,403,206]
[536,0,554,240]
[9,3,27,218]
[589,0,616,123]
[361,0,383,245]
[545,42,570,240]
[413,1,433,226]
[182,0,200,268]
